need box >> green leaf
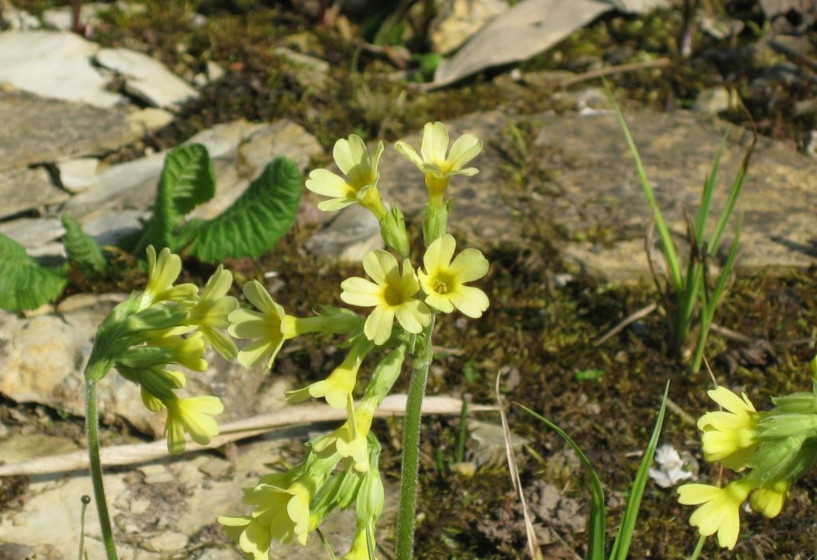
[61,214,107,274]
[186,157,302,263]
[0,233,67,312]
[134,143,215,254]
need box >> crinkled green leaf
[186,157,302,263]
[0,233,67,312]
[62,214,107,274]
[134,143,215,253]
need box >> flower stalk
[395,316,435,560]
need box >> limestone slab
[96,47,199,111]
[0,88,135,169]
[0,31,122,107]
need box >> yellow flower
[228,280,300,368]
[217,516,272,560]
[395,121,482,205]
[750,479,789,518]
[418,234,489,318]
[164,395,224,454]
[306,134,388,218]
[698,387,759,470]
[287,340,372,409]
[142,246,198,306]
[186,265,239,360]
[145,330,208,371]
[314,396,377,472]
[342,525,376,560]
[341,250,431,345]
[677,479,753,549]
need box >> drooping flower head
[228,280,300,368]
[341,250,432,345]
[677,479,754,549]
[395,121,482,206]
[286,338,373,409]
[418,234,489,318]
[142,246,198,307]
[306,134,388,218]
[185,264,239,360]
[164,395,224,454]
[698,387,759,470]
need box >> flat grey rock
[0,88,135,169]
[533,108,817,282]
[0,31,122,107]
[96,47,200,111]
[0,165,65,220]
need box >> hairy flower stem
[395,315,436,560]
[86,379,119,560]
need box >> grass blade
[517,403,606,560]
[608,381,670,560]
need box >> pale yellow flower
[750,479,789,518]
[698,387,759,470]
[287,340,371,409]
[418,234,489,318]
[395,121,482,204]
[228,280,300,368]
[164,395,224,454]
[306,135,388,217]
[314,397,377,472]
[186,265,239,359]
[142,246,197,306]
[342,525,376,560]
[218,516,272,560]
[341,250,431,345]
[678,479,753,549]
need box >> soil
[5,1,817,559]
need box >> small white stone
[57,157,99,193]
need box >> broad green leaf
[134,143,215,253]
[62,214,107,274]
[0,233,67,312]
[186,157,302,263]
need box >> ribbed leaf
[135,143,215,253]
[62,214,107,274]
[187,157,302,263]
[0,233,67,311]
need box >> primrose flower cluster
[218,122,489,559]
[678,373,817,550]
[85,246,237,453]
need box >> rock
[801,130,817,157]
[0,31,122,107]
[692,86,736,115]
[0,1,41,30]
[274,46,330,90]
[41,2,111,31]
[532,108,817,282]
[0,89,136,169]
[143,532,189,553]
[0,166,65,220]
[126,107,176,133]
[0,218,64,252]
[55,157,99,193]
[0,543,62,560]
[430,0,509,55]
[96,47,200,111]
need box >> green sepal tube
[746,434,817,487]
[422,199,450,247]
[380,206,410,258]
